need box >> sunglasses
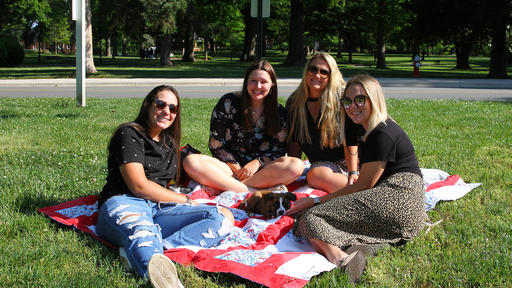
[341,94,367,109]
[154,99,179,113]
[308,65,330,78]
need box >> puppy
[241,191,297,219]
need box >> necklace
[307,97,320,102]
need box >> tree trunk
[336,34,342,59]
[181,10,195,62]
[375,0,386,69]
[488,15,507,78]
[454,38,472,69]
[182,32,195,62]
[105,37,112,57]
[122,38,127,57]
[209,38,215,57]
[85,0,97,73]
[283,0,305,66]
[159,34,173,66]
[112,33,118,59]
[241,3,257,61]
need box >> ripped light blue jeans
[96,194,232,278]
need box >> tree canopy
[2,0,510,77]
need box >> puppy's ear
[243,192,263,213]
[285,192,297,201]
[261,193,276,218]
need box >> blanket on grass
[38,168,480,288]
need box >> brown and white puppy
[241,191,297,219]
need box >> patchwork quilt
[38,168,481,288]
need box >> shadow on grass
[55,113,80,119]
[0,110,20,119]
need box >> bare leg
[309,238,348,265]
[307,166,349,193]
[183,154,250,192]
[243,156,304,189]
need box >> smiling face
[306,57,330,93]
[246,69,273,103]
[148,89,178,137]
[344,84,372,130]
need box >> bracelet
[313,197,322,205]
[257,157,265,167]
[348,171,359,176]
[185,195,192,204]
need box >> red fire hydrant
[411,55,422,77]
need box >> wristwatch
[313,197,321,205]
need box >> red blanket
[38,168,480,288]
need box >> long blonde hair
[341,74,388,141]
[288,52,345,148]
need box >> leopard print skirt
[294,172,426,247]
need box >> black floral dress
[209,92,288,166]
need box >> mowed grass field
[0,97,510,287]
[0,49,510,79]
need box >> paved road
[1,78,511,101]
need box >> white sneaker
[147,254,184,288]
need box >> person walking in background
[183,61,304,194]
[286,52,359,193]
[96,85,234,288]
[286,75,427,283]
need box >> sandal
[338,251,367,283]
[270,184,288,192]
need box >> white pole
[75,0,86,107]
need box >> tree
[412,0,488,70]
[178,1,199,62]
[143,0,186,66]
[42,16,71,54]
[40,0,71,55]
[283,0,305,66]
[192,0,244,59]
[486,0,511,78]
[267,0,290,52]
[240,1,258,61]
[85,0,97,73]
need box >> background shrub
[0,36,24,67]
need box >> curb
[1,78,511,89]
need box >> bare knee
[287,156,305,178]
[278,156,305,182]
[307,167,348,193]
[306,167,325,188]
[183,154,210,177]
[219,207,235,225]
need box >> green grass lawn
[1,49,510,79]
[0,97,511,287]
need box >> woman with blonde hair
[287,52,359,193]
[287,75,426,283]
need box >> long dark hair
[240,60,280,136]
[117,85,182,181]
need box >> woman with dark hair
[184,61,304,194]
[286,52,359,193]
[96,85,234,288]
[287,75,426,283]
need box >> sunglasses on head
[308,65,330,78]
[154,99,179,113]
[341,94,367,109]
